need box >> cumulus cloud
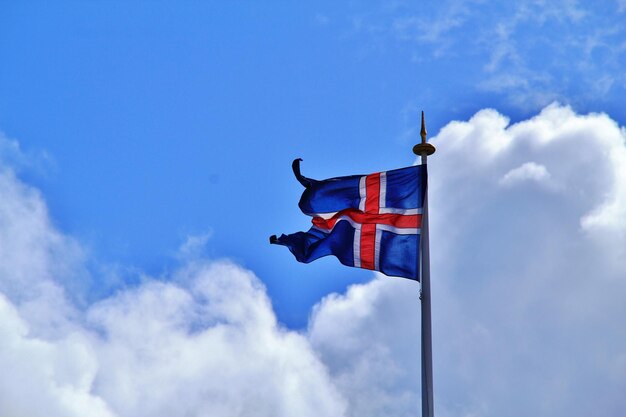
[498,162,551,187]
[0,136,346,417]
[0,262,347,417]
[308,103,626,416]
[87,262,346,417]
[2,104,626,416]
[309,277,421,417]
[0,294,114,417]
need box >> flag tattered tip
[292,158,312,187]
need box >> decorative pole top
[412,111,436,156]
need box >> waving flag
[270,159,427,280]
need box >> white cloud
[499,161,551,187]
[0,294,114,417]
[0,136,347,417]
[308,103,626,416]
[87,262,347,417]
[3,104,626,416]
[0,261,348,417]
[0,163,85,339]
[309,277,421,417]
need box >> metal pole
[420,179,434,417]
[413,111,435,417]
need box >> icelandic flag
[270,159,427,280]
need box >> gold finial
[413,111,436,156]
[420,110,427,144]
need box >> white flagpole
[413,111,435,417]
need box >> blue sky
[3,0,623,327]
[1,2,626,416]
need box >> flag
[270,159,427,280]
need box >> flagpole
[413,111,435,417]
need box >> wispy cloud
[176,231,213,261]
[0,132,55,178]
[470,1,624,108]
[340,0,626,111]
